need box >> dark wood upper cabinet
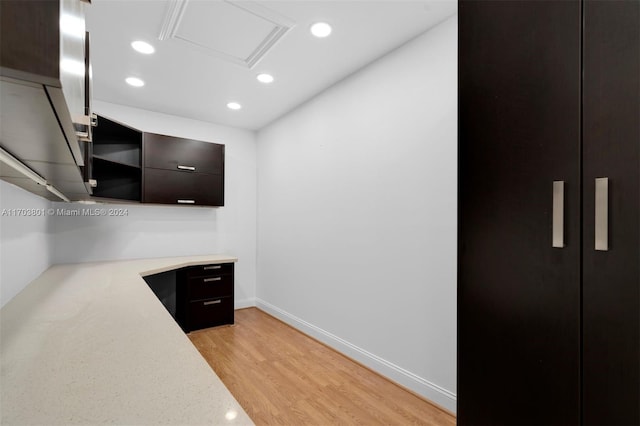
[0,0,93,201]
[144,133,224,176]
[142,133,225,207]
[459,0,638,424]
[91,116,142,202]
[143,168,223,206]
[0,0,90,158]
[88,115,225,207]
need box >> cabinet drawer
[186,263,233,278]
[144,133,224,175]
[143,168,223,206]
[188,274,233,301]
[188,297,233,330]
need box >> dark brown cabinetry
[88,115,225,206]
[458,1,639,424]
[144,263,235,333]
[143,134,224,175]
[143,134,225,207]
[581,2,639,423]
[91,116,142,201]
[0,0,93,201]
[144,169,223,207]
[177,263,234,332]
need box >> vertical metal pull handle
[552,181,565,248]
[595,177,609,251]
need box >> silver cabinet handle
[177,199,195,204]
[204,300,222,306]
[204,277,222,283]
[595,177,609,251]
[204,265,222,270]
[552,181,565,248]
[177,165,196,171]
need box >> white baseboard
[234,298,256,310]
[255,298,456,414]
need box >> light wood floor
[188,307,455,426]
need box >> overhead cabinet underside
[0,0,92,202]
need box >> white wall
[51,101,258,307]
[0,181,53,308]
[256,16,457,411]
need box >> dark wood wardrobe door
[582,1,640,424]
[458,1,582,424]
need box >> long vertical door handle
[552,181,565,248]
[595,177,609,251]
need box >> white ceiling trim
[158,0,295,69]
[157,0,185,41]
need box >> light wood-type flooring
[188,307,455,426]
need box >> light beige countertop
[0,255,254,425]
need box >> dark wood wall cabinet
[88,115,225,206]
[0,0,94,201]
[458,1,639,425]
[144,263,234,333]
[91,116,142,201]
[143,134,224,206]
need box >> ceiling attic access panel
[158,0,294,68]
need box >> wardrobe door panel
[582,1,640,423]
[458,1,582,424]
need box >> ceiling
[86,0,457,131]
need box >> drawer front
[143,168,223,206]
[186,263,233,278]
[188,297,233,331]
[188,274,233,301]
[144,133,224,175]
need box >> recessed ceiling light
[310,22,332,38]
[125,77,145,87]
[227,102,242,110]
[131,40,155,54]
[257,73,274,84]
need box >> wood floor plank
[188,307,455,426]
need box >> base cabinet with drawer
[143,262,235,333]
[176,263,234,332]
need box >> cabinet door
[582,1,640,423]
[144,133,224,175]
[458,1,581,424]
[143,168,223,206]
